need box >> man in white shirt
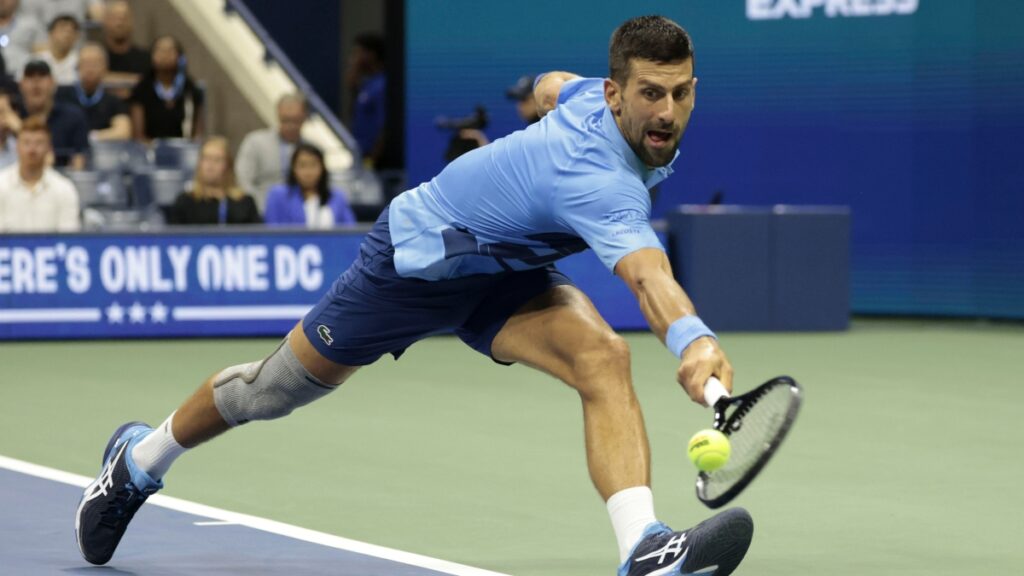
[37,14,81,85]
[235,93,307,210]
[0,114,80,232]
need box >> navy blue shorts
[302,210,573,366]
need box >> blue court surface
[0,456,509,576]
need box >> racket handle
[704,377,730,407]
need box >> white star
[150,301,169,323]
[106,301,124,324]
[128,302,147,324]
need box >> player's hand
[677,336,733,406]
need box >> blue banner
[0,230,652,340]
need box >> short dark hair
[609,15,693,86]
[354,33,385,62]
[48,14,80,32]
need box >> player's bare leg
[491,285,752,575]
[492,285,650,501]
[75,323,358,565]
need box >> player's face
[605,58,696,168]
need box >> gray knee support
[212,338,336,427]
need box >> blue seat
[90,141,148,173]
[131,169,187,208]
[153,138,200,173]
[64,170,127,207]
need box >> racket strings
[702,385,794,499]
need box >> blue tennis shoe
[75,422,163,565]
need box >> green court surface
[2,318,1022,575]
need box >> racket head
[695,376,803,509]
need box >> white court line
[0,454,510,576]
[193,520,238,526]
[172,305,312,321]
[0,308,102,323]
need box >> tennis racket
[694,375,803,508]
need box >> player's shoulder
[557,77,605,106]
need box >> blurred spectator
[346,33,386,167]
[235,93,306,210]
[37,14,81,86]
[0,88,18,168]
[19,0,103,27]
[56,42,130,140]
[0,51,16,97]
[18,59,88,169]
[167,136,260,225]
[264,143,355,229]
[0,114,80,232]
[101,0,147,90]
[506,75,541,125]
[130,35,203,142]
[0,0,46,76]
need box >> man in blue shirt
[347,33,387,168]
[77,16,753,576]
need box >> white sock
[131,412,187,480]
[607,486,658,563]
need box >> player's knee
[211,338,337,427]
[566,331,631,393]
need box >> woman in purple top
[264,143,356,228]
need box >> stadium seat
[153,139,201,173]
[64,170,127,207]
[329,169,386,221]
[90,141,148,173]
[131,169,188,208]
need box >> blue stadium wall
[243,0,343,118]
[404,1,1024,319]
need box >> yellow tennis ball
[688,429,731,472]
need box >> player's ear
[604,78,622,116]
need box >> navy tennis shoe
[618,508,753,576]
[75,421,163,565]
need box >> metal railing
[223,0,362,157]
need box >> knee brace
[212,338,336,427]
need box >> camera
[435,106,489,163]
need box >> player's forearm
[632,271,698,344]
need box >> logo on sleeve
[317,325,334,346]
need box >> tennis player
[77,15,753,575]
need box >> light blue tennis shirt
[388,77,678,281]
